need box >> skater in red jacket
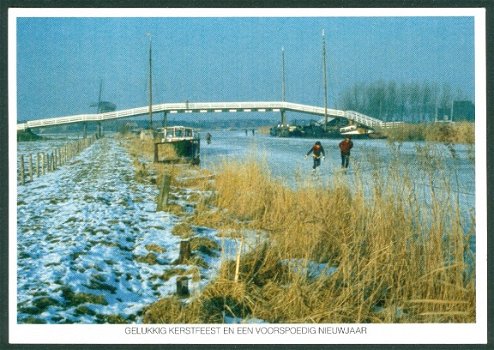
[338,136,353,168]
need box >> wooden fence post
[34,152,39,177]
[156,174,171,211]
[39,153,43,176]
[177,240,191,264]
[28,154,33,182]
[154,143,160,163]
[19,155,25,185]
[17,133,97,185]
[176,276,190,297]
[40,153,43,175]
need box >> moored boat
[153,126,200,164]
[339,125,377,139]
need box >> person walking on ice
[339,136,354,169]
[305,141,325,172]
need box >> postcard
[9,7,487,345]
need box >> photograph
[8,7,487,345]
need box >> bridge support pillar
[162,112,167,128]
[83,122,87,139]
[97,122,103,138]
[280,109,287,126]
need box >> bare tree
[340,80,465,123]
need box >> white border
[9,8,487,344]
[9,7,485,17]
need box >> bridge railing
[381,121,405,128]
[282,102,345,118]
[344,110,385,128]
[18,101,385,131]
[161,101,286,111]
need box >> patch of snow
[16,136,229,324]
[281,259,338,279]
[224,315,267,324]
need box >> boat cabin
[158,126,196,142]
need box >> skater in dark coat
[305,141,326,170]
[339,136,354,168]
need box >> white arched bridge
[17,101,386,132]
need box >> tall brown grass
[382,122,474,144]
[144,145,475,324]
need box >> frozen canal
[200,129,476,249]
[201,130,475,207]
[200,130,475,193]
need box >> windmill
[90,80,117,113]
[89,80,116,137]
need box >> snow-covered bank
[17,136,224,323]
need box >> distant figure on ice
[252,129,255,136]
[339,136,354,168]
[206,132,212,144]
[305,141,325,171]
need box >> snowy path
[17,137,217,323]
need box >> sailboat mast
[148,34,153,130]
[97,79,103,114]
[281,47,286,126]
[322,30,328,132]
[282,47,286,102]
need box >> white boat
[339,124,375,137]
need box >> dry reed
[129,133,475,324]
[382,122,474,144]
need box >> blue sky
[16,16,475,121]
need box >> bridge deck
[17,101,386,131]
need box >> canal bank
[16,136,227,323]
[15,131,477,324]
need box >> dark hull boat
[153,126,200,165]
